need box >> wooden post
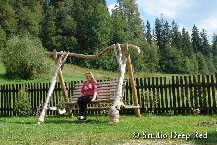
[37,53,68,124]
[53,50,69,102]
[124,43,141,117]
[108,44,126,123]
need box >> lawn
[0,59,185,85]
[0,115,216,145]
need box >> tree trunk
[108,44,126,123]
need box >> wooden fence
[0,74,217,116]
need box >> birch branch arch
[37,43,141,124]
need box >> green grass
[0,60,120,84]
[0,115,216,144]
[0,60,185,85]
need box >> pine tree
[118,0,145,43]
[200,29,211,56]
[110,7,128,44]
[200,29,215,73]
[171,21,181,49]
[155,18,162,48]
[155,16,170,50]
[191,25,201,53]
[145,20,152,44]
[181,28,193,57]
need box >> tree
[200,29,211,56]
[139,42,159,72]
[191,25,201,53]
[145,20,152,44]
[41,4,57,51]
[52,0,77,52]
[118,0,145,43]
[181,28,193,57]
[155,17,162,48]
[159,44,187,73]
[171,21,181,49]
[0,2,17,36]
[110,7,128,44]
[13,0,43,37]
[200,29,215,73]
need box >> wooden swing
[37,43,141,124]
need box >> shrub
[2,35,51,79]
[14,86,32,116]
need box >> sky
[106,0,217,42]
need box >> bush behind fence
[0,74,217,116]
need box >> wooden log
[53,50,69,102]
[124,44,141,117]
[45,44,140,59]
[37,53,68,124]
[109,43,127,123]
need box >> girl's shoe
[78,116,86,120]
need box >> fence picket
[0,75,217,116]
[211,75,216,113]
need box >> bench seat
[65,80,140,114]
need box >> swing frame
[37,43,141,124]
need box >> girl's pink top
[81,80,97,97]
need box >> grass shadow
[70,119,108,124]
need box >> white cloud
[108,3,118,16]
[198,16,217,37]
[137,0,192,19]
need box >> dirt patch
[196,121,217,126]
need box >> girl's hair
[85,72,95,82]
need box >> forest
[0,0,217,75]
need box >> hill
[0,51,183,84]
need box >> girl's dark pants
[77,96,93,116]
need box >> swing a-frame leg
[37,52,69,125]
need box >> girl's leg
[77,96,86,116]
[77,96,93,117]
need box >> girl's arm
[79,91,84,97]
[91,89,97,101]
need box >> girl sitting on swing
[78,72,97,120]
